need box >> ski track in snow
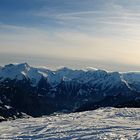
[0,108,140,140]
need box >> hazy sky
[0,0,140,71]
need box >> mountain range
[0,63,140,121]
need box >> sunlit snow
[0,108,140,140]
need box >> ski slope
[0,108,140,140]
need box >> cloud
[0,24,140,69]
[0,0,140,71]
[29,0,140,42]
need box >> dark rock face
[0,104,22,122]
[0,63,140,120]
[75,93,140,112]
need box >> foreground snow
[0,108,140,140]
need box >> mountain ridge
[0,63,140,120]
[1,63,140,88]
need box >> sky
[0,0,140,71]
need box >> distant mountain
[0,63,140,120]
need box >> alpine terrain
[0,63,140,120]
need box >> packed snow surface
[0,108,140,140]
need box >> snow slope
[0,107,140,140]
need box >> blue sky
[0,0,140,71]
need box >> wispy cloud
[29,1,140,41]
[0,0,140,71]
[0,23,140,68]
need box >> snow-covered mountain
[0,63,140,120]
[1,63,140,90]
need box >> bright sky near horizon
[0,0,140,71]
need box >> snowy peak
[0,63,140,91]
[0,63,30,81]
[4,63,30,70]
[0,63,48,85]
